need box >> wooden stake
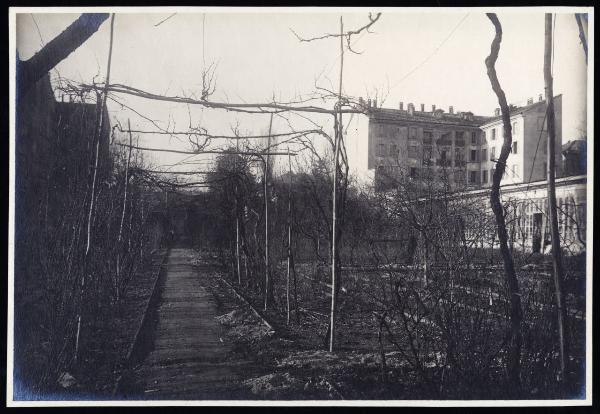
[329,16,344,353]
[544,13,568,387]
[264,113,273,311]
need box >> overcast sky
[15,8,590,180]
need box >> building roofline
[368,108,491,128]
[480,94,563,127]
[455,173,586,200]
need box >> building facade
[479,94,563,188]
[367,95,564,190]
[366,95,586,255]
[458,174,587,255]
[367,101,489,191]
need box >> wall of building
[459,174,586,255]
[480,114,525,187]
[367,107,485,191]
[368,95,566,191]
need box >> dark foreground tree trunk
[484,13,523,397]
[18,13,110,95]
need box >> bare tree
[484,13,523,396]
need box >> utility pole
[544,13,568,388]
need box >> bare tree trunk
[544,13,569,388]
[329,16,344,353]
[484,13,523,397]
[18,13,109,95]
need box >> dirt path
[125,248,254,400]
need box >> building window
[410,167,417,178]
[481,148,487,162]
[512,121,518,135]
[377,142,385,157]
[438,148,450,166]
[470,149,477,162]
[423,146,432,165]
[469,171,478,184]
[471,131,477,145]
[491,128,496,140]
[483,130,487,142]
[512,141,518,154]
[454,170,464,183]
[482,170,488,184]
[512,164,518,178]
[409,127,417,140]
[408,145,418,159]
[491,167,495,179]
[389,143,398,159]
[423,131,432,144]
[491,147,496,160]
[454,148,465,166]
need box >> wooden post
[75,13,115,365]
[286,147,292,325]
[544,13,568,387]
[115,118,133,302]
[329,16,344,353]
[264,114,273,311]
[235,137,241,284]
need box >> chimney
[408,103,415,115]
[538,94,543,102]
[449,105,454,114]
[420,103,425,112]
[432,104,436,112]
[367,98,372,108]
[373,98,377,108]
[494,108,500,116]
[359,96,364,106]
[527,97,534,105]
[399,102,404,111]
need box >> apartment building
[479,94,563,188]
[367,95,563,191]
[367,100,489,191]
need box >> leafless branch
[290,12,381,55]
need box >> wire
[388,13,470,93]
[154,13,177,27]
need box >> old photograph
[8,7,592,406]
